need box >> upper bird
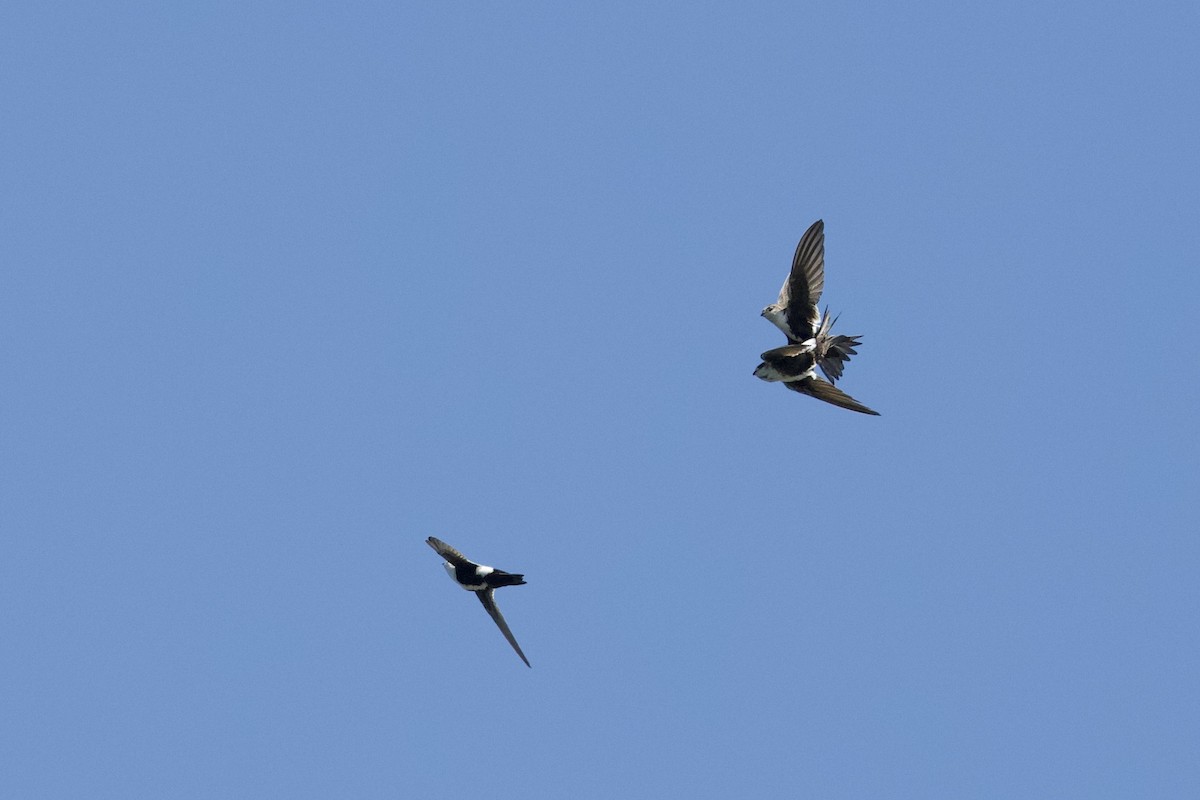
[756,219,880,415]
[426,536,531,668]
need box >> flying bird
[426,536,531,668]
[756,219,880,415]
[753,348,880,415]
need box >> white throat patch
[762,306,791,337]
[755,362,815,382]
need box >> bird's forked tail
[489,571,526,588]
[815,308,862,383]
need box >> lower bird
[754,345,880,415]
[426,536,531,668]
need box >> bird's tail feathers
[819,334,862,383]
[489,571,526,587]
[815,308,862,383]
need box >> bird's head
[441,561,461,584]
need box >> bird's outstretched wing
[760,343,815,361]
[775,219,825,340]
[426,536,475,569]
[477,589,531,668]
[785,376,880,416]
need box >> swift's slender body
[426,537,531,668]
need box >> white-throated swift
[426,536,531,668]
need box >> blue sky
[2,1,1197,797]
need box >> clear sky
[2,1,1197,797]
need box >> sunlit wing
[426,537,474,569]
[780,219,825,339]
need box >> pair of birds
[755,219,879,415]
[430,220,878,667]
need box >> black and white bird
[755,219,880,415]
[426,536,531,668]
[753,350,879,415]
